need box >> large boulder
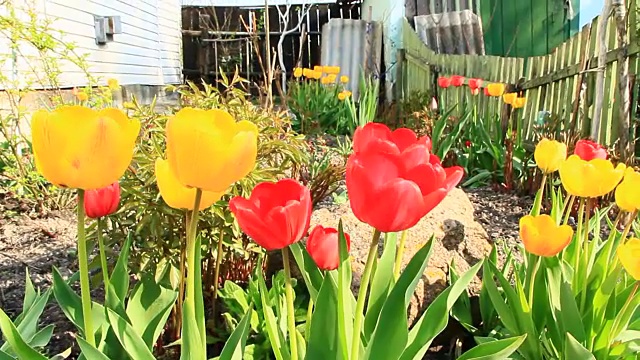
[309,188,492,325]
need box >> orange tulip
[519,214,574,257]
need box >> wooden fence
[397,3,640,150]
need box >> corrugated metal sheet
[320,18,383,99]
[405,0,480,18]
[414,10,485,55]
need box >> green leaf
[364,232,397,340]
[400,260,483,360]
[77,337,111,360]
[336,221,353,358]
[111,234,133,302]
[5,287,51,350]
[219,306,253,360]
[0,309,48,360]
[289,242,324,301]
[456,335,527,360]
[563,333,595,360]
[126,264,178,349]
[0,350,14,360]
[257,263,286,360]
[106,308,156,360]
[364,237,434,360]
[194,236,206,348]
[545,261,585,343]
[305,275,341,360]
[29,324,55,349]
[22,268,37,315]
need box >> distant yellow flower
[76,92,89,102]
[302,68,314,78]
[311,71,322,80]
[513,97,526,109]
[31,106,140,190]
[338,90,352,101]
[324,66,340,74]
[503,93,517,105]
[534,138,567,174]
[519,214,573,257]
[155,158,223,210]
[313,66,324,73]
[487,83,505,97]
[321,74,337,84]
[166,107,258,192]
[618,238,640,280]
[559,155,625,198]
[615,168,640,212]
[340,75,349,83]
[293,67,303,78]
[107,78,119,90]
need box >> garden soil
[0,187,531,359]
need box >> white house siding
[0,0,182,89]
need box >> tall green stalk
[351,228,381,360]
[282,247,298,359]
[97,218,110,302]
[77,189,95,346]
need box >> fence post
[395,49,406,126]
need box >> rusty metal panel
[414,10,485,55]
[320,18,383,98]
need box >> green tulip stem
[185,190,204,348]
[533,174,547,216]
[97,218,110,301]
[282,247,298,360]
[578,199,593,310]
[351,228,382,360]
[211,226,225,328]
[527,255,541,307]
[76,189,95,346]
[305,298,314,341]
[393,230,408,279]
[562,194,575,225]
[572,198,586,290]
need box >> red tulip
[438,77,451,88]
[346,123,464,232]
[574,139,608,161]
[353,122,432,154]
[229,179,312,251]
[451,75,465,87]
[468,78,483,90]
[306,225,351,270]
[483,87,490,96]
[84,182,120,219]
[465,140,472,148]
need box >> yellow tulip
[340,75,349,83]
[519,214,574,257]
[513,97,526,109]
[107,78,119,90]
[313,65,324,73]
[76,92,88,102]
[311,71,322,80]
[320,75,334,85]
[31,106,140,190]
[503,93,517,105]
[534,138,567,174]
[165,107,258,192]
[615,168,640,212]
[155,158,223,210]
[293,67,303,78]
[338,90,352,101]
[324,66,341,74]
[487,83,505,97]
[302,68,314,78]
[559,155,625,198]
[618,238,640,280]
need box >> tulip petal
[155,158,222,210]
[619,238,640,280]
[229,197,283,250]
[390,128,419,152]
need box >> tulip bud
[84,182,121,219]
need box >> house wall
[0,0,183,89]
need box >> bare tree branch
[275,0,312,93]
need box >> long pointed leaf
[77,337,111,360]
[106,308,156,360]
[456,335,527,360]
[289,242,325,302]
[305,275,342,360]
[364,232,397,340]
[0,309,48,360]
[218,306,253,360]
